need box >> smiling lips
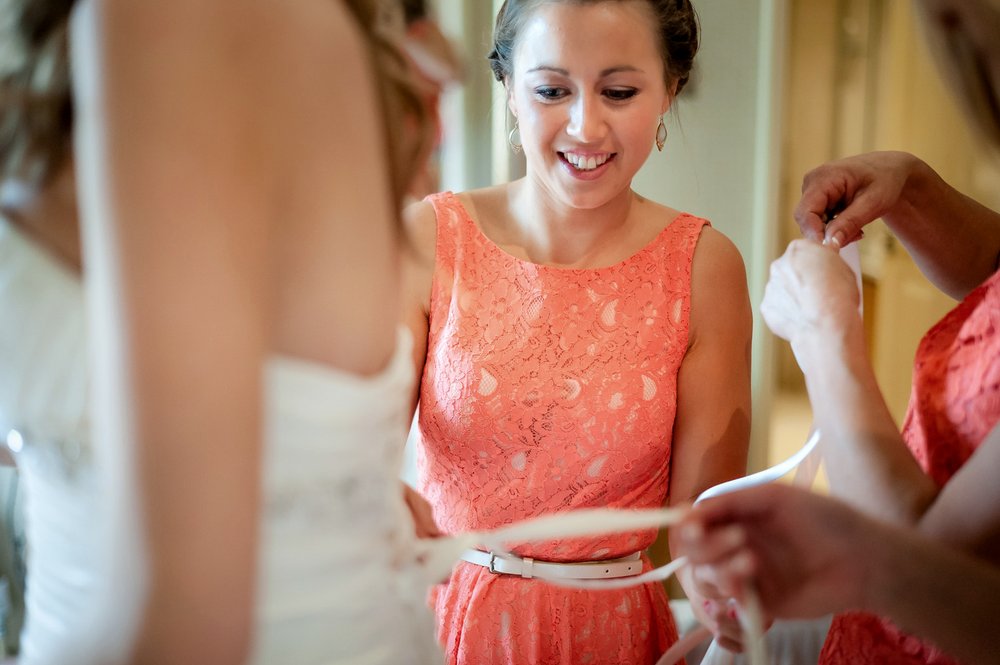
[560,151,615,172]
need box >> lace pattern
[417,192,707,664]
[254,328,441,664]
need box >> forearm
[795,325,937,524]
[73,2,262,663]
[866,522,1000,665]
[885,156,1000,299]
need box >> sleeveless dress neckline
[418,190,708,664]
[268,325,414,390]
[439,190,693,274]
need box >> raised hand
[760,240,861,369]
[795,151,917,248]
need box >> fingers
[793,179,837,243]
[403,484,441,538]
[706,600,747,653]
[821,209,867,249]
[795,160,883,246]
[680,519,757,600]
[680,521,745,566]
[692,550,756,599]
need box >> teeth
[564,152,610,171]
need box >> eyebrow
[526,65,643,76]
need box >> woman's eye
[534,87,568,101]
[604,88,639,101]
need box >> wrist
[886,152,932,222]
[856,519,910,615]
[789,314,866,376]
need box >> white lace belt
[461,549,642,580]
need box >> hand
[677,559,750,652]
[795,151,918,247]
[678,484,871,620]
[761,240,861,356]
[402,483,441,539]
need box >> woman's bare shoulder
[403,198,438,265]
[689,225,751,336]
[694,226,746,273]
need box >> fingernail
[823,232,843,249]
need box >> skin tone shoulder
[403,0,752,650]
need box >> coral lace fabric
[417,192,706,664]
[820,268,1000,665]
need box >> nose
[566,94,607,143]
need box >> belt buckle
[488,551,499,574]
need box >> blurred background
[405,0,1000,603]
[422,0,1000,479]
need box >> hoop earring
[508,119,522,154]
[655,116,668,152]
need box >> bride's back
[69,0,417,662]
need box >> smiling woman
[401,1,752,663]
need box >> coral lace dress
[417,192,707,665]
[819,268,1000,665]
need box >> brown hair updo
[0,0,75,186]
[487,0,699,95]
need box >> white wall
[632,0,787,469]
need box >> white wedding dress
[1,211,441,664]
[253,329,442,664]
[0,214,126,665]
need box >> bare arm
[796,151,1000,299]
[763,240,1000,560]
[667,226,752,650]
[917,424,1000,561]
[401,200,437,415]
[72,1,399,662]
[74,4,267,662]
[869,514,1000,665]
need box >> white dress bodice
[253,329,441,663]
[0,215,115,665]
[1,212,441,664]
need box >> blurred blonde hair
[916,0,1000,149]
[343,0,432,207]
[0,0,431,207]
[0,0,75,186]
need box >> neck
[507,177,636,267]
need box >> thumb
[822,194,879,247]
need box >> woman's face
[507,0,671,210]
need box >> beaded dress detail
[0,213,442,665]
[819,268,1000,665]
[417,192,707,665]
[0,215,126,665]
[253,328,442,664]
